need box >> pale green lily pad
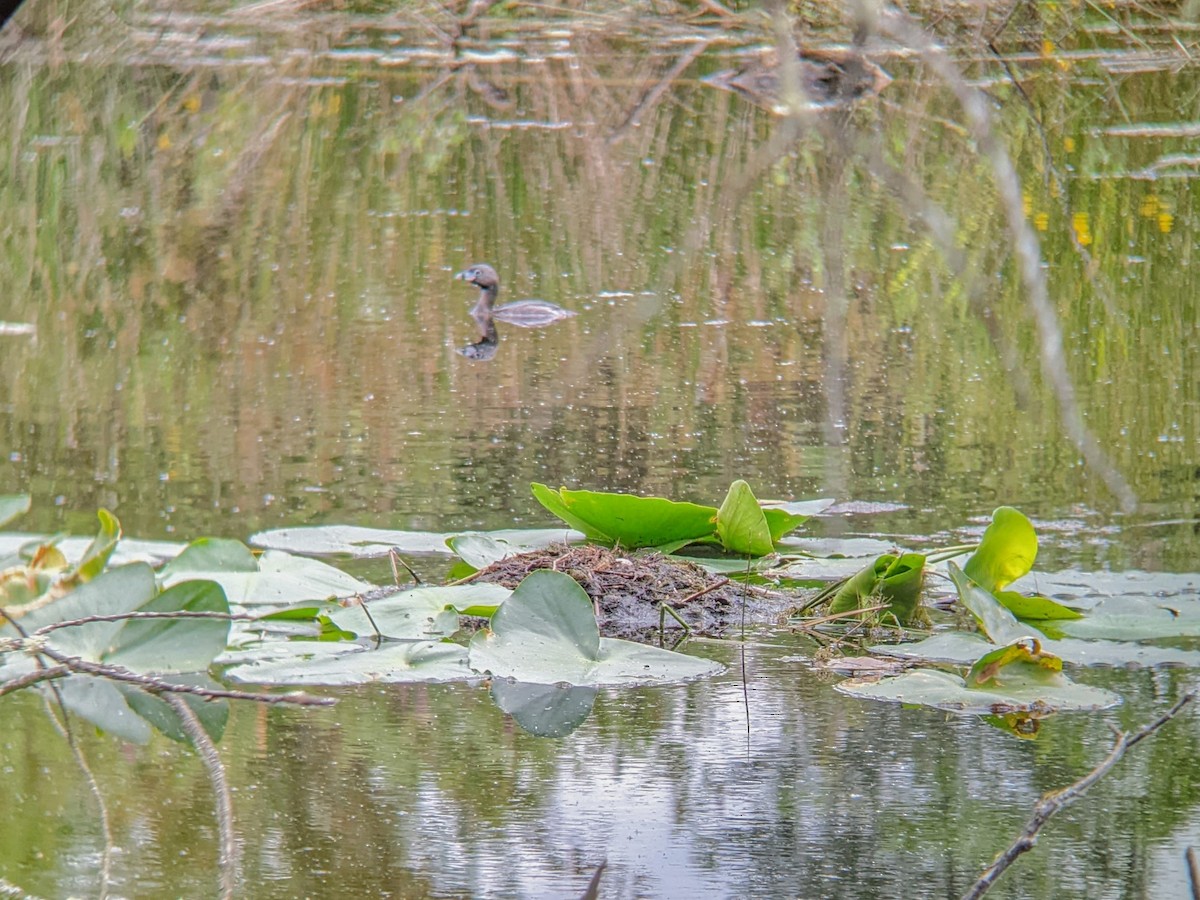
[467,569,724,686]
[328,583,511,639]
[445,529,582,569]
[949,562,1041,645]
[224,640,471,685]
[160,547,370,607]
[835,668,1121,714]
[776,536,899,558]
[490,680,597,737]
[871,631,1200,668]
[1050,595,1200,641]
[249,525,454,558]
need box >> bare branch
[963,693,1195,900]
[31,610,256,637]
[33,645,336,707]
[0,664,69,697]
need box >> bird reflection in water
[454,263,577,360]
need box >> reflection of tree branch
[165,693,240,900]
[609,40,711,145]
[879,8,1138,512]
[963,693,1195,900]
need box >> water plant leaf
[835,667,1121,714]
[715,480,774,557]
[760,498,836,542]
[327,583,511,639]
[446,529,580,570]
[250,525,455,558]
[58,675,153,744]
[531,483,718,550]
[468,569,724,686]
[118,677,229,744]
[1050,595,1200,641]
[964,506,1037,592]
[871,630,1200,668]
[949,561,1041,646]
[0,495,30,528]
[994,589,1083,621]
[1,563,158,660]
[160,545,370,607]
[490,680,597,737]
[67,509,121,584]
[161,537,258,574]
[224,640,472,685]
[967,639,1062,687]
[105,580,230,674]
[828,553,926,624]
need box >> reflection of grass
[0,2,1197,542]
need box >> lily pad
[760,498,836,542]
[828,553,926,624]
[715,480,774,557]
[224,640,472,685]
[328,583,512,639]
[531,483,718,550]
[964,507,1038,592]
[836,667,1121,714]
[250,525,454,558]
[159,542,370,607]
[467,569,724,686]
[872,625,1200,669]
[445,529,582,570]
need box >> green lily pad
[964,507,1037,592]
[67,509,122,584]
[468,569,724,686]
[531,483,718,550]
[949,561,1041,646]
[835,667,1121,714]
[224,640,472,685]
[827,552,926,625]
[490,680,597,737]
[715,480,774,557]
[1051,595,1200,641]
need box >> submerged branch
[962,693,1195,900]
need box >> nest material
[467,544,790,639]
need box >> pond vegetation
[3,0,1200,897]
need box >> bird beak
[454,269,469,281]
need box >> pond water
[2,2,1199,898]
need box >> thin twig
[673,576,731,605]
[794,602,889,630]
[1187,845,1200,900]
[33,646,336,706]
[31,610,255,637]
[962,693,1195,900]
[0,664,69,697]
[164,694,239,900]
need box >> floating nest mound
[466,544,795,640]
